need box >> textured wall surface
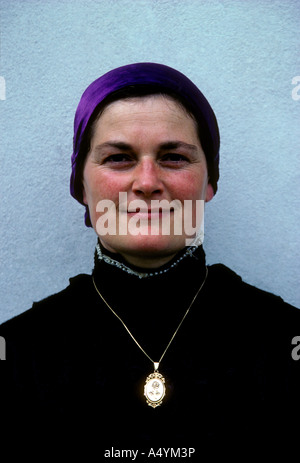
[0,0,299,323]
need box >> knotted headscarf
[70,62,220,226]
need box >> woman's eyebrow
[94,140,199,153]
[94,141,132,152]
[158,141,198,152]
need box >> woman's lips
[126,208,174,217]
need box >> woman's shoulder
[0,273,93,336]
[207,262,299,318]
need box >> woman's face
[82,95,214,268]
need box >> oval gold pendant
[144,371,166,408]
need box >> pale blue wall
[0,0,299,323]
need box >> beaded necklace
[95,242,199,279]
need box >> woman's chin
[99,234,189,266]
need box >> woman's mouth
[126,207,175,218]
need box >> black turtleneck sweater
[1,246,300,459]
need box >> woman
[1,63,299,459]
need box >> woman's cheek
[88,170,122,203]
[169,174,206,202]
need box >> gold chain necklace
[92,267,208,408]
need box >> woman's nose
[131,157,164,197]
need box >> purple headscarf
[70,62,220,227]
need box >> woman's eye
[103,154,133,165]
[161,153,189,165]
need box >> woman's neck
[95,240,205,280]
[105,250,178,269]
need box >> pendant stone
[144,363,166,408]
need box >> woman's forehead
[91,96,199,144]
[98,94,195,121]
